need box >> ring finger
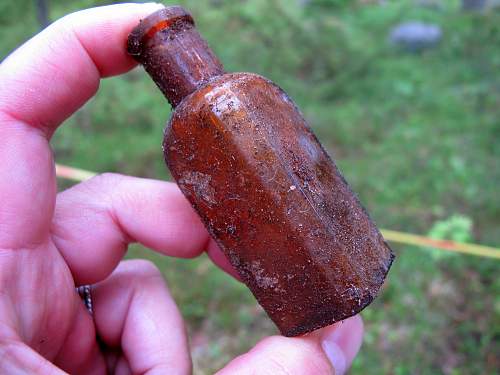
[94,259,191,375]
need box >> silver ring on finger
[76,285,94,315]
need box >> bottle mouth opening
[127,6,194,59]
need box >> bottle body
[128,6,394,337]
[165,73,393,336]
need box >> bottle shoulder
[170,72,296,120]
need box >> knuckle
[82,172,126,202]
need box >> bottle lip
[127,6,194,59]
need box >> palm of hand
[1,242,76,362]
[0,240,75,359]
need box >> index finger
[0,3,163,248]
[0,2,164,132]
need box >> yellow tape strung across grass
[55,163,500,260]
[380,230,500,259]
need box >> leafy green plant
[426,214,473,259]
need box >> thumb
[217,315,363,375]
[0,340,68,374]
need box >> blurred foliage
[430,214,473,244]
[426,214,473,260]
[1,0,499,374]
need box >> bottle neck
[128,7,225,107]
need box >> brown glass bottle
[128,6,394,337]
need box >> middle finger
[51,173,236,285]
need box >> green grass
[1,0,499,373]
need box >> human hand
[0,3,363,374]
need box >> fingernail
[321,334,347,375]
[321,316,364,375]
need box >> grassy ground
[1,0,499,374]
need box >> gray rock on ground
[390,21,443,52]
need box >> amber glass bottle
[128,6,394,337]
